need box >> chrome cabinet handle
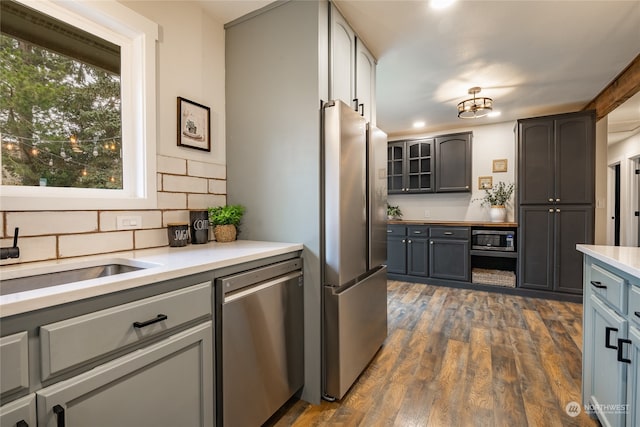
[444,231,453,235]
[549,209,554,213]
[556,209,561,212]
[548,198,554,202]
[556,198,560,202]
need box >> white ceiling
[199,0,640,139]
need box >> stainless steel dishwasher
[216,258,304,427]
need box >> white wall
[607,132,640,246]
[388,120,517,222]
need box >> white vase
[489,205,507,223]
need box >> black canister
[167,223,189,247]
[190,210,209,244]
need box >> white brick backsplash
[6,211,98,236]
[157,173,163,191]
[100,211,163,231]
[157,192,187,210]
[135,228,168,249]
[163,175,208,194]
[157,155,186,175]
[187,160,226,179]
[0,214,4,238]
[188,194,226,210]
[162,210,190,226]
[59,231,133,258]
[0,236,56,265]
[208,179,226,194]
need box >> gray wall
[225,0,328,404]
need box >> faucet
[1,227,20,260]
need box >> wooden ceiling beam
[582,53,640,121]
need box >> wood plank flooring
[265,281,600,427]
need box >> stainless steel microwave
[471,229,515,251]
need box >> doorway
[635,157,640,247]
[614,164,621,246]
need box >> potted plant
[387,204,403,220]
[474,181,515,222]
[208,204,245,242]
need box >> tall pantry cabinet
[225,1,377,405]
[517,111,595,294]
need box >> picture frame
[177,97,210,151]
[492,159,508,173]
[478,176,493,190]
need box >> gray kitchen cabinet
[0,331,29,397]
[434,132,472,193]
[387,139,434,194]
[387,235,407,275]
[386,225,429,277]
[519,205,593,294]
[582,255,640,427]
[0,394,36,427]
[387,132,471,194]
[330,3,376,124]
[517,110,594,295]
[429,227,470,281]
[36,322,213,427]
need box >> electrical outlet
[116,215,142,230]
[424,210,431,218]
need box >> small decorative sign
[177,97,211,151]
[478,176,493,190]
[492,159,508,173]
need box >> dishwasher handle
[222,271,302,303]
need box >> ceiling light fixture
[457,87,493,119]
[413,120,426,128]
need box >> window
[0,0,158,210]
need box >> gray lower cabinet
[386,225,429,277]
[387,235,407,275]
[582,255,640,427]
[519,205,592,294]
[36,321,213,427]
[0,394,36,427]
[428,227,470,281]
[407,237,428,277]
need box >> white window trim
[0,0,158,210]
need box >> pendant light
[457,87,493,119]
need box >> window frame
[0,0,158,210]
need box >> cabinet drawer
[40,282,211,379]
[588,263,625,312]
[0,331,29,395]
[387,225,406,236]
[429,227,469,239]
[407,225,429,236]
[630,284,640,328]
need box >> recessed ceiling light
[430,0,457,10]
[413,121,426,128]
[488,111,502,118]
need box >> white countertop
[0,240,303,318]
[576,244,640,279]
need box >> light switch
[116,215,142,230]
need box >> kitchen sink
[0,259,158,296]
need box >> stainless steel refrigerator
[323,100,388,400]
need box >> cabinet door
[518,119,554,204]
[627,325,640,427]
[387,141,406,193]
[554,206,593,294]
[355,38,375,124]
[584,295,626,427]
[518,206,554,290]
[0,394,36,427]
[330,5,355,107]
[406,139,434,193]
[555,113,594,204]
[434,133,471,192]
[429,238,469,281]
[387,236,407,275]
[37,322,213,427]
[407,238,428,277]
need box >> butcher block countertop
[387,220,518,228]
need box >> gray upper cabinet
[388,132,471,194]
[518,111,595,205]
[330,3,376,124]
[435,132,472,193]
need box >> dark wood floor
[266,280,600,427]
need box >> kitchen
[1,0,639,426]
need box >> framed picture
[478,176,493,190]
[492,159,508,173]
[177,97,210,151]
